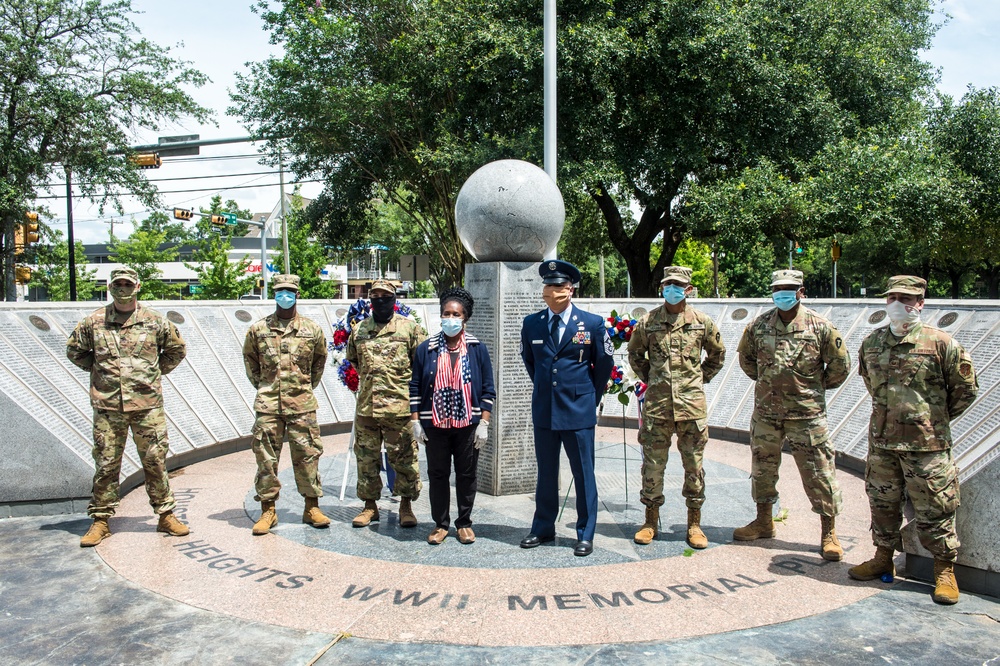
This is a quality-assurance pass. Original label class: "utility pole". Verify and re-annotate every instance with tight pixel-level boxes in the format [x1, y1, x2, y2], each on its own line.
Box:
[66, 166, 77, 302]
[543, 0, 557, 261]
[279, 148, 290, 274]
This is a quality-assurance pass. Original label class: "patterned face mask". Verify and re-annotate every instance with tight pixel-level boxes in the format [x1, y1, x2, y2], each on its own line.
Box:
[110, 283, 137, 305]
[886, 300, 921, 336]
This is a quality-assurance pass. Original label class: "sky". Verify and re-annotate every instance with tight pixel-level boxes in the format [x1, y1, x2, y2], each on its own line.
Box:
[48, 0, 1000, 244]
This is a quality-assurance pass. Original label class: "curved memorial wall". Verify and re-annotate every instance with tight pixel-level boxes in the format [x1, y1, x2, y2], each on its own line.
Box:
[2, 297, 999, 581]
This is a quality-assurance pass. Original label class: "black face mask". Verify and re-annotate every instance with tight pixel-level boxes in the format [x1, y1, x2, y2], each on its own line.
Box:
[371, 296, 396, 323]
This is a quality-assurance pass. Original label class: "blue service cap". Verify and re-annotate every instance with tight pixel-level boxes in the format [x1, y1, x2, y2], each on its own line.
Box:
[539, 259, 581, 286]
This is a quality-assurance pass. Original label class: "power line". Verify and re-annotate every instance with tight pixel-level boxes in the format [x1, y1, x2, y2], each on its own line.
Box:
[33, 178, 324, 199]
[48, 170, 281, 187]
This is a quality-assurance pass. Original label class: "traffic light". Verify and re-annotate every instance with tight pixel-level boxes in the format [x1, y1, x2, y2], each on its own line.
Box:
[794, 242, 804, 255]
[831, 239, 842, 262]
[256, 278, 264, 289]
[23, 211, 39, 247]
[210, 214, 227, 225]
[15, 266, 31, 284]
[129, 153, 162, 169]
[173, 208, 194, 220]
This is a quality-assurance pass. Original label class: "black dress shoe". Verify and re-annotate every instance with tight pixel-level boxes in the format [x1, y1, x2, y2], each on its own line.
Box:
[574, 540, 593, 557]
[520, 533, 555, 548]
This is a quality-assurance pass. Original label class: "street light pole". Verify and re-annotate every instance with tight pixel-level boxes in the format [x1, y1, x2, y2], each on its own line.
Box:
[65, 166, 77, 302]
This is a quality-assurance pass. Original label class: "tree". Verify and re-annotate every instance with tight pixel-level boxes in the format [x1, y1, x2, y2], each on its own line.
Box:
[134, 211, 192, 245]
[560, 0, 937, 295]
[110, 226, 179, 300]
[233, 0, 546, 289]
[27, 229, 96, 301]
[185, 234, 255, 300]
[279, 197, 336, 299]
[195, 195, 252, 240]
[0, 0, 211, 300]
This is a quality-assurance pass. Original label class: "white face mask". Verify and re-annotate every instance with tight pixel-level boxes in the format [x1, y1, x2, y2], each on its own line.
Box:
[886, 300, 921, 336]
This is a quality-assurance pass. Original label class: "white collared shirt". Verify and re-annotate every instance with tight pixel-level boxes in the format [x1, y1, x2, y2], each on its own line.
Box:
[547, 304, 573, 344]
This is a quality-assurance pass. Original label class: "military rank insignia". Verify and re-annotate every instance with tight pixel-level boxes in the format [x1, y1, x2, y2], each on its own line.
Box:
[603, 330, 614, 355]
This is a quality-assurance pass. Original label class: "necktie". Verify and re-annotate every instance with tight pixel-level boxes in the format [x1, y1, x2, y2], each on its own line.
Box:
[550, 314, 560, 345]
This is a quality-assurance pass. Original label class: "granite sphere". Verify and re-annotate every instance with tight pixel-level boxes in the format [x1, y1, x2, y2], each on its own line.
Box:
[455, 160, 565, 261]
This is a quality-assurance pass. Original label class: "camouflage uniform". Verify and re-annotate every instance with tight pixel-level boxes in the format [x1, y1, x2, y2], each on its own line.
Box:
[628, 303, 725, 508]
[347, 312, 425, 500]
[737, 301, 850, 516]
[66, 303, 186, 518]
[243, 311, 328, 501]
[859, 321, 977, 561]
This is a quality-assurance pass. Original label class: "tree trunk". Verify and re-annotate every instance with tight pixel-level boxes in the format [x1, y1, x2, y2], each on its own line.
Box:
[3, 215, 15, 301]
[587, 182, 675, 298]
[947, 266, 964, 299]
[981, 262, 1000, 299]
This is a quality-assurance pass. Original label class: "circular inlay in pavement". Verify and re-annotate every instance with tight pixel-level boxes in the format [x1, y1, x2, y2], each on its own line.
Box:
[98, 431, 886, 647]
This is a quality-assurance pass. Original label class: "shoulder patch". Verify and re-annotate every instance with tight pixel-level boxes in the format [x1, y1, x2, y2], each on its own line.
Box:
[716, 331, 721, 343]
[603, 329, 614, 355]
[959, 361, 973, 378]
[835, 337, 842, 349]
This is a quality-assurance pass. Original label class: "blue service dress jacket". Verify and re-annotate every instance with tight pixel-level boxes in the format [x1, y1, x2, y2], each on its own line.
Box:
[520, 305, 615, 430]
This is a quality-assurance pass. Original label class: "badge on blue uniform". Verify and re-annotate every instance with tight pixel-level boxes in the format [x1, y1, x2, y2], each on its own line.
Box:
[572, 331, 591, 344]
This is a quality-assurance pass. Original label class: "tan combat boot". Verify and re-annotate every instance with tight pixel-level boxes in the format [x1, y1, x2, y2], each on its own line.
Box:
[157, 511, 190, 536]
[80, 518, 111, 547]
[820, 514, 843, 561]
[302, 497, 331, 528]
[733, 503, 776, 541]
[687, 508, 708, 549]
[634, 505, 659, 545]
[252, 500, 278, 535]
[848, 546, 895, 580]
[932, 558, 960, 605]
[398, 498, 417, 528]
[352, 500, 379, 527]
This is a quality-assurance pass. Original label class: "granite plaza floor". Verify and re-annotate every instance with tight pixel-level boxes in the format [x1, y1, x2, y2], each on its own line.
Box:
[1, 427, 998, 665]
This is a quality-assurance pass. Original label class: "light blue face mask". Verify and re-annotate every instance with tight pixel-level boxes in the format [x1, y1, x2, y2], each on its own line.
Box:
[275, 290, 297, 309]
[662, 284, 687, 305]
[440, 317, 464, 337]
[772, 289, 799, 311]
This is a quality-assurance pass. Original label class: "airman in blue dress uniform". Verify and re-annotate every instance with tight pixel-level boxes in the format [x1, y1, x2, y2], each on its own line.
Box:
[519, 260, 615, 556]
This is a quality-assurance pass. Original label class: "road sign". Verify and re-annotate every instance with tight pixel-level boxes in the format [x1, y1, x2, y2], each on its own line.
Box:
[400, 254, 430, 282]
[189, 285, 203, 294]
[158, 134, 200, 157]
[221, 212, 238, 226]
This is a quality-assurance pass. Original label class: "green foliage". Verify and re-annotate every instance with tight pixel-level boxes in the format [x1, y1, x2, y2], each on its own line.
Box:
[27, 229, 96, 301]
[671, 238, 715, 298]
[195, 195, 252, 240]
[134, 211, 192, 244]
[0, 0, 211, 299]
[278, 202, 336, 299]
[185, 235, 256, 300]
[109, 226, 179, 300]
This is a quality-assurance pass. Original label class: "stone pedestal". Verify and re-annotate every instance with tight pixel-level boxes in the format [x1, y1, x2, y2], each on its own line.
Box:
[464, 262, 543, 495]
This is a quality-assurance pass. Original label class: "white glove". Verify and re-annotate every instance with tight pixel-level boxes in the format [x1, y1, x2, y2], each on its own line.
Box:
[412, 420, 427, 445]
[474, 420, 490, 449]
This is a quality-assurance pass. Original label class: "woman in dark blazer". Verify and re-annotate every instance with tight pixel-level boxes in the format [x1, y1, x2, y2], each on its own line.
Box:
[409, 288, 496, 545]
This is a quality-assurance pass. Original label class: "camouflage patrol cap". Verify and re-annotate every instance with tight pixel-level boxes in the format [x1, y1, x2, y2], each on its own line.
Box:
[272, 274, 301, 292]
[771, 269, 804, 288]
[880, 275, 926, 297]
[661, 266, 693, 285]
[109, 267, 139, 284]
[369, 278, 397, 295]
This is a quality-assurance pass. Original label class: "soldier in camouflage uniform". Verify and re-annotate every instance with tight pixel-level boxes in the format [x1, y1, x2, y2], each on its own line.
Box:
[66, 267, 189, 547]
[243, 274, 331, 535]
[628, 266, 725, 548]
[850, 275, 978, 605]
[346, 279, 426, 528]
[735, 269, 850, 561]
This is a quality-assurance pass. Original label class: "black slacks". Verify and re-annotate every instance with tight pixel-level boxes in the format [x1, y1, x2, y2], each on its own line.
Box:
[425, 423, 479, 529]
